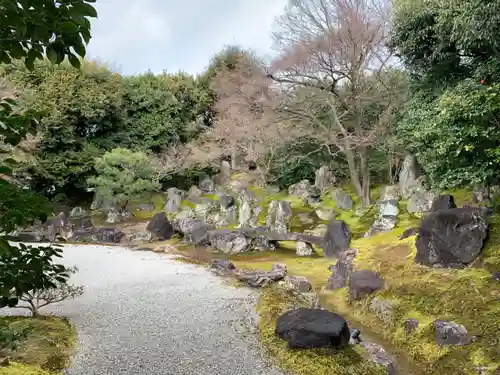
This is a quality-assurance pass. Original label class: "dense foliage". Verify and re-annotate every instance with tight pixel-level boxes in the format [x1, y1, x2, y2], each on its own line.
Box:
[87, 148, 160, 209]
[392, 0, 500, 188]
[0, 0, 97, 314]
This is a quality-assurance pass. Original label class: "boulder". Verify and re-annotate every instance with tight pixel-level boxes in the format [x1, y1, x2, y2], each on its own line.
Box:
[106, 206, 131, 224]
[69, 206, 87, 218]
[208, 229, 251, 254]
[430, 194, 456, 211]
[365, 199, 399, 237]
[332, 189, 353, 210]
[233, 264, 287, 287]
[92, 227, 125, 243]
[327, 248, 358, 290]
[252, 235, 278, 252]
[42, 212, 72, 241]
[407, 186, 437, 213]
[296, 241, 315, 256]
[199, 177, 215, 193]
[399, 227, 419, 240]
[284, 275, 313, 293]
[315, 208, 336, 221]
[238, 188, 257, 228]
[415, 207, 489, 268]
[314, 165, 336, 192]
[69, 227, 94, 242]
[218, 193, 235, 209]
[275, 308, 350, 349]
[127, 231, 153, 245]
[399, 154, 424, 199]
[172, 218, 212, 245]
[288, 180, 321, 204]
[323, 220, 350, 258]
[266, 200, 293, 233]
[194, 198, 218, 221]
[349, 270, 384, 301]
[164, 188, 184, 214]
[210, 259, 236, 275]
[306, 224, 328, 237]
[187, 185, 203, 203]
[146, 212, 174, 240]
[434, 320, 471, 346]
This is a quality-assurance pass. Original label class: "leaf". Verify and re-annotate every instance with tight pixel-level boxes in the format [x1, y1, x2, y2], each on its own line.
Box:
[72, 40, 86, 58]
[61, 21, 79, 34]
[46, 44, 58, 64]
[71, 3, 98, 18]
[68, 53, 81, 69]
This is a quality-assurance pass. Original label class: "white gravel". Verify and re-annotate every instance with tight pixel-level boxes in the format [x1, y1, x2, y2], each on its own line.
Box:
[4, 244, 285, 375]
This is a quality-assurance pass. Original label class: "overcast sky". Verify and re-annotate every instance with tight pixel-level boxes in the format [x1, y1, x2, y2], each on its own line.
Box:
[85, 0, 288, 76]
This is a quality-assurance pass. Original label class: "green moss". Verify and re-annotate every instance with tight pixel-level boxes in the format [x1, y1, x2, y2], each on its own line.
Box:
[202, 193, 219, 201]
[131, 192, 165, 220]
[0, 362, 51, 375]
[257, 287, 386, 375]
[2, 316, 77, 373]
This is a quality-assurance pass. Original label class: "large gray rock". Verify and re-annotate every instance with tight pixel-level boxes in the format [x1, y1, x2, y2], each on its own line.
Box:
[349, 270, 384, 301]
[233, 264, 287, 287]
[164, 187, 184, 214]
[288, 180, 321, 204]
[275, 308, 350, 349]
[407, 186, 437, 214]
[315, 208, 336, 221]
[365, 199, 399, 237]
[172, 218, 212, 245]
[92, 227, 125, 243]
[332, 189, 353, 210]
[314, 166, 336, 192]
[266, 200, 292, 233]
[284, 275, 313, 293]
[296, 241, 315, 256]
[430, 194, 456, 211]
[238, 188, 257, 228]
[199, 177, 215, 193]
[379, 185, 400, 201]
[323, 220, 350, 258]
[208, 229, 251, 254]
[187, 185, 203, 203]
[327, 248, 358, 290]
[69, 206, 87, 218]
[415, 207, 489, 268]
[434, 320, 471, 346]
[146, 212, 174, 240]
[42, 212, 72, 240]
[399, 154, 423, 199]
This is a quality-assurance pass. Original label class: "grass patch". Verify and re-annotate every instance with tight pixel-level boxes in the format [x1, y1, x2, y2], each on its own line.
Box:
[131, 192, 165, 220]
[257, 287, 386, 375]
[0, 315, 77, 374]
[0, 362, 51, 375]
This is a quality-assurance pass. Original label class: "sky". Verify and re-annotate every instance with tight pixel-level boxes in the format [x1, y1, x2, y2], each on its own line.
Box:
[86, 0, 288, 76]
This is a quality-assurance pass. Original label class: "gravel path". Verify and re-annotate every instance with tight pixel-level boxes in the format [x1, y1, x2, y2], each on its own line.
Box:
[12, 244, 285, 375]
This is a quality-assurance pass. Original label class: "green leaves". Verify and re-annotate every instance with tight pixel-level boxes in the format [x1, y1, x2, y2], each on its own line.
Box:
[0, 0, 97, 70]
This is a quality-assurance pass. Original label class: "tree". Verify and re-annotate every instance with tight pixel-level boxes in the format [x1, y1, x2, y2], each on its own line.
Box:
[87, 148, 160, 212]
[0, 0, 97, 307]
[392, 0, 500, 188]
[268, 0, 400, 205]
[118, 71, 211, 153]
[15, 266, 84, 317]
[2, 60, 125, 195]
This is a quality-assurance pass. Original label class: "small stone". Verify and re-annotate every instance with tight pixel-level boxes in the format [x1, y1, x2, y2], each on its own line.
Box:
[361, 342, 396, 375]
[296, 241, 315, 256]
[285, 275, 313, 293]
[349, 270, 384, 301]
[404, 318, 419, 334]
[434, 319, 471, 346]
[369, 297, 394, 324]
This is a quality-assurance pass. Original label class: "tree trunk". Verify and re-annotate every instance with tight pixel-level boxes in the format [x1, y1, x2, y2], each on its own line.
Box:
[231, 146, 237, 169]
[359, 147, 371, 205]
[344, 149, 366, 205]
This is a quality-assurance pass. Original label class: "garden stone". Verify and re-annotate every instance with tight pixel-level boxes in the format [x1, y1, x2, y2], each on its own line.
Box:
[430, 194, 457, 211]
[315, 208, 336, 221]
[275, 308, 350, 349]
[327, 248, 357, 290]
[284, 275, 313, 293]
[323, 219, 350, 258]
[266, 200, 292, 233]
[69, 206, 87, 218]
[332, 189, 353, 210]
[314, 165, 336, 192]
[349, 270, 384, 301]
[296, 241, 315, 256]
[146, 212, 174, 240]
[434, 320, 471, 346]
[361, 342, 396, 375]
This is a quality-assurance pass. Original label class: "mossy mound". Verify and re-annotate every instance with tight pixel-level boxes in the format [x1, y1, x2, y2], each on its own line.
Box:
[0, 362, 51, 375]
[229, 187, 500, 375]
[257, 287, 386, 375]
[1, 315, 77, 373]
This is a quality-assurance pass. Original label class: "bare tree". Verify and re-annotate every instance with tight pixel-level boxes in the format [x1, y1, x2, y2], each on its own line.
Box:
[268, 0, 400, 205]
[177, 52, 304, 181]
[15, 266, 84, 317]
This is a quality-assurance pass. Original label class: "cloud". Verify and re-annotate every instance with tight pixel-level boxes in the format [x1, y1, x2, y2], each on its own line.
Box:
[86, 0, 287, 75]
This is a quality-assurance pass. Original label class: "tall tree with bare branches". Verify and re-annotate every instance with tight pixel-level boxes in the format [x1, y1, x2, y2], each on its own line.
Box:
[268, 0, 401, 205]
